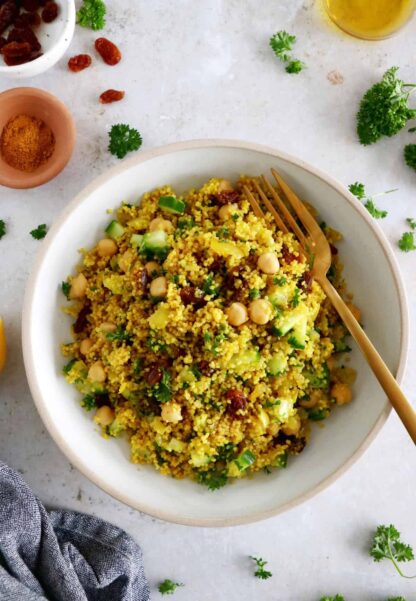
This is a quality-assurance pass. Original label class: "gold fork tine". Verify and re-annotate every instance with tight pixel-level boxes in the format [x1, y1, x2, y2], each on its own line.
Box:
[243, 185, 265, 219]
[261, 175, 309, 248]
[271, 168, 322, 239]
[253, 180, 289, 234]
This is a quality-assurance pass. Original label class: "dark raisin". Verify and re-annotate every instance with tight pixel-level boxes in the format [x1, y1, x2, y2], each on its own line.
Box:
[95, 393, 110, 408]
[281, 244, 301, 264]
[197, 360, 214, 377]
[209, 257, 225, 273]
[329, 243, 338, 255]
[139, 268, 148, 289]
[95, 37, 121, 66]
[14, 11, 41, 27]
[22, 0, 39, 10]
[99, 89, 125, 104]
[73, 304, 91, 334]
[224, 265, 243, 290]
[0, 1, 19, 35]
[1, 40, 31, 57]
[7, 27, 41, 51]
[41, 1, 58, 23]
[68, 53, 92, 72]
[215, 190, 241, 206]
[226, 389, 248, 417]
[298, 270, 313, 293]
[146, 366, 162, 386]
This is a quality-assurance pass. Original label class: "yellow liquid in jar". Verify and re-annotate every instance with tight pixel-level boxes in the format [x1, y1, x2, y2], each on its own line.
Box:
[325, 0, 415, 39]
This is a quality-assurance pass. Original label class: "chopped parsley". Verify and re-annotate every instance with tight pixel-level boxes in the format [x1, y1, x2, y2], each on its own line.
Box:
[357, 67, 416, 145]
[308, 408, 330, 421]
[177, 217, 194, 231]
[273, 276, 287, 286]
[348, 182, 365, 199]
[62, 358, 76, 375]
[348, 181, 397, 219]
[406, 218, 416, 230]
[370, 524, 416, 578]
[216, 442, 236, 462]
[203, 329, 228, 355]
[158, 579, 184, 595]
[201, 273, 220, 297]
[249, 556, 273, 580]
[106, 326, 132, 343]
[146, 334, 168, 354]
[404, 144, 416, 170]
[61, 281, 71, 300]
[291, 287, 301, 307]
[133, 358, 142, 378]
[197, 468, 228, 491]
[249, 288, 260, 300]
[216, 225, 230, 239]
[108, 124, 142, 159]
[232, 213, 239, 221]
[319, 596, 345, 601]
[0, 219, 6, 240]
[398, 231, 416, 252]
[364, 199, 388, 219]
[30, 224, 48, 240]
[153, 369, 172, 403]
[269, 31, 305, 74]
[81, 394, 97, 411]
[190, 364, 202, 380]
[76, 0, 106, 30]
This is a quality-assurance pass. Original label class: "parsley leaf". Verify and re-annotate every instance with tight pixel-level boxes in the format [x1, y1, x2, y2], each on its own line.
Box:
[61, 281, 71, 300]
[291, 287, 301, 307]
[357, 67, 416, 145]
[370, 524, 416, 578]
[106, 326, 132, 343]
[273, 276, 287, 286]
[158, 579, 184, 595]
[249, 556, 273, 580]
[348, 181, 396, 219]
[153, 369, 172, 403]
[62, 358, 76, 375]
[249, 288, 260, 300]
[81, 393, 97, 411]
[201, 273, 220, 297]
[348, 182, 366, 200]
[319, 596, 345, 601]
[398, 231, 416, 252]
[406, 217, 416, 230]
[30, 224, 48, 240]
[0, 219, 6, 240]
[197, 468, 228, 490]
[269, 30, 305, 74]
[364, 199, 387, 219]
[404, 143, 416, 170]
[77, 0, 106, 30]
[108, 124, 142, 159]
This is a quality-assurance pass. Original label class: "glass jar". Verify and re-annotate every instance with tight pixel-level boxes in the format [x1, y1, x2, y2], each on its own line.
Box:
[324, 0, 416, 40]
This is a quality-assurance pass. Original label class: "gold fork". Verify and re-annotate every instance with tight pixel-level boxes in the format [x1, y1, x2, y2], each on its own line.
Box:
[244, 169, 416, 444]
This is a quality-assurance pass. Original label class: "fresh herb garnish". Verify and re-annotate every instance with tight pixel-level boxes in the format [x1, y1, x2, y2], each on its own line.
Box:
[158, 579, 184, 595]
[249, 288, 260, 300]
[406, 218, 416, 230]
[197, 468, 228, 491]
[61, 281, 71, 300]
[398, 231, 416, 252]
[370, 524, 416, 578]
[273, 276, 287, 286]
[202, 273, 220, 297]
[108, 124, 142, 159]
[291, 287, 301, 307]
[216, 442, 236, 462]
[203, 329, 228, 355]
[81, 393, 97, 411]
[77, 0, 106, 30]
[62, 358, 76, 375]
[153, 369, 172, 403]
[249, 556, 273, 580]
[30, 224, 48, 240]
[319, 596, 345, 601]
[216, 225, 230, 239]
[269, 31, 305, 74]
[404, 144, 416, 170]
[0, 219, 6, 240]
[357, 67, 416, 145]
[106, 326, 132, 343]
[308, 408, 330, 421]
[348, 181, 397, 219]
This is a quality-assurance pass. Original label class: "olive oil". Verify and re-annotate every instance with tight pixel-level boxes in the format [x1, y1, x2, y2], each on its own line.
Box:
[325, 0, 415, 40]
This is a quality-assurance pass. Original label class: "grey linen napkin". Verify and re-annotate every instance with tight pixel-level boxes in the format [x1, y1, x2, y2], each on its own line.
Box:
[0, 462, 150, 601]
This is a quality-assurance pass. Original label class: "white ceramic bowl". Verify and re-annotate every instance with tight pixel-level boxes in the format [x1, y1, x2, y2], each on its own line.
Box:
[22, 140, 409, 526]
[0, 0, 75, 79]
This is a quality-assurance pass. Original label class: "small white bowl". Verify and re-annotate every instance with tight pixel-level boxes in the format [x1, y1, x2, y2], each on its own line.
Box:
[0, 0, 75, 79]
[22, 140, 409, 526]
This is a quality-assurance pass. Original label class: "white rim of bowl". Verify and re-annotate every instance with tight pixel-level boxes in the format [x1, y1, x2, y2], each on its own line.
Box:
[0, 0, 75, 75]
[22, 139, 410, 527]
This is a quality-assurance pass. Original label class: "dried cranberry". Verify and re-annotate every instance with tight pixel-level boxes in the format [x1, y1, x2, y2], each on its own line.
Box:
[0, 1, 19, 35]
[197, 360, 213, 377]
[73, 304, 91, 334]
[1, 40, 31, 58]
[8, 27, 41, 51]
[209, 257, 225, 273]
[41, 1, 58, 23]
[22, 0, 39, 11]
[95, 37, 121, 66]
[14, 11, 41, 28]
[215, 190, 241, 206]
[146, 366, 162, 386]
[298, 270, 313, 293]
[226, 389, 248, 417]
[68, 53, 92, 72]
[99, 89, 125, 104]
[180, 286, 206, 309]
[281, 244, 301, 264]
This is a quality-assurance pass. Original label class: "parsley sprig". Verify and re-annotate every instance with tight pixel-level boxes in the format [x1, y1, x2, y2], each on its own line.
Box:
[370, 524, 416, 579]
[77, 0, 106, 30]
[404, 144, 416, 170]
[249, 556, 273, 580]
[30, 224, 48, 240]
[158, 579, 184, 595]
[153, 369, 172, 403]
[0, 219, 6, 240]
[357, 67, 416, 145]
[108, 124, 142, 159]
[319, 596, 345, 601]
[269, 31, 305, 74]
[106, 326, 132, 343]
[348, 181, 397, 219]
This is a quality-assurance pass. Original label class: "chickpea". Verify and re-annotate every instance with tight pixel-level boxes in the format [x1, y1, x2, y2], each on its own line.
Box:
[248, 299, 273, 325]
[149, 217, 173, 234]
[161, 402, 183, 423]
[69, 273, 88, 300]
[217, 179, 234, 192]
[282, 414, 301, 436]
[267, 422, 280, 437]
[150, 276, 167, 298]
[326, 356, 336, 371]
[97, 238, 118, 258]
[79, 338, 93, 355]
[257, 252, 280, 275]
[118, 249, 134, 273]
[88, 361, 106, 383]
[347, 302, 362, 322]
[226, 302, 248, 327]
[218, 203, 238, 221]
[95, 405, 115, 427]
[145, 261, 160, 276]
[299, 390, 320, 409]
[100, 322, 116, 334]
[331, 382, 352, 406]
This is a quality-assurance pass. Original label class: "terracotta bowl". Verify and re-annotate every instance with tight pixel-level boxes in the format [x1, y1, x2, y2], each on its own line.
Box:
[0, 87, 76, 189]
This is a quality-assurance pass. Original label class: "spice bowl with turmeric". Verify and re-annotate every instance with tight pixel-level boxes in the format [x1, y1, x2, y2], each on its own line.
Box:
[0, 87, 75, 189]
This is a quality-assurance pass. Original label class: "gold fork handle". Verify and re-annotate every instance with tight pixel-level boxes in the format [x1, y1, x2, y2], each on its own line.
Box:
[319, 276, 416, 444]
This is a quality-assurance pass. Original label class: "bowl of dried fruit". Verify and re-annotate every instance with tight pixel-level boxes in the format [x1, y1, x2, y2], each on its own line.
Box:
[0, 0, 75, 79]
